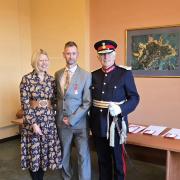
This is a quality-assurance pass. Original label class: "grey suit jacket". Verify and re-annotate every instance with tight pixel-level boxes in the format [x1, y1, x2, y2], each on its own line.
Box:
[55, 66, 92, 129]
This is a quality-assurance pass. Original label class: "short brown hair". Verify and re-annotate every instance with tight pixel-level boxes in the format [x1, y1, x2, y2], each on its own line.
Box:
[64, 41, 78, 49]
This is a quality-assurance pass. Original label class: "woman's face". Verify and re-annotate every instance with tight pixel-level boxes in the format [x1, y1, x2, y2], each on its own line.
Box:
[37, 54, 49, 72]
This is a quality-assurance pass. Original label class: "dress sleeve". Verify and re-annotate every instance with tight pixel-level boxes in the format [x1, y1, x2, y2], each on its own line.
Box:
[20, 76, 36, 125]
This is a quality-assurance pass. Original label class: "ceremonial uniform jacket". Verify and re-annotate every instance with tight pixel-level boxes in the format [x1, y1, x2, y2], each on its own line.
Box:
[90, 65, 140, 137]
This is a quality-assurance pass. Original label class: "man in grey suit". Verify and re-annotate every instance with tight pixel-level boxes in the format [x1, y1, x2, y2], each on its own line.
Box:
[55, 41, 91, 180]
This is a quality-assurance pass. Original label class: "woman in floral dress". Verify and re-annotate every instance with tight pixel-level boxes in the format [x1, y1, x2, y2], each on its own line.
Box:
[20, 49, 62, 180]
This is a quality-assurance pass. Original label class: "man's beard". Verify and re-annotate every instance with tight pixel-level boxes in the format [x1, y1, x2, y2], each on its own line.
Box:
[67, 59, 76, 66]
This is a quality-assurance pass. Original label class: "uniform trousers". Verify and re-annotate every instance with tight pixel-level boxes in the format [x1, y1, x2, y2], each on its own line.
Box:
[94, 133, 126, 180]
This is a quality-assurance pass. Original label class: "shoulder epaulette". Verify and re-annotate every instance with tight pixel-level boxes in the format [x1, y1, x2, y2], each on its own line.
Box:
[119, 65, 132, 70]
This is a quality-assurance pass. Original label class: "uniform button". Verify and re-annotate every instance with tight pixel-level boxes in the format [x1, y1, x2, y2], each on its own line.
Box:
[104, 82, 106, 85]
[102, 91, 104, 94]
[92, 86, 94, 89]
[100, 109, 103, 112]
[114, 86, 117, 89]
[105, 74, 107, 77]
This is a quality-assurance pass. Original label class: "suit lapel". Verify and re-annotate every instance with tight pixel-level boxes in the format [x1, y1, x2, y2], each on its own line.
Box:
[57, 68, 65, 97]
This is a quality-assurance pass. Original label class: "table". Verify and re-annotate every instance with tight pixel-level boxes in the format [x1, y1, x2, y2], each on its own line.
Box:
[11, 118, 23, 133]
[11, 119, 23, 125]
[127, 131, 180, 180]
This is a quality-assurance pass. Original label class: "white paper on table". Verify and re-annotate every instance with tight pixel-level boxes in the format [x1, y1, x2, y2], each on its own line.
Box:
[141, 125, 167, 136]
[162, 128, 180, 139]
[129, 124, 146, 134]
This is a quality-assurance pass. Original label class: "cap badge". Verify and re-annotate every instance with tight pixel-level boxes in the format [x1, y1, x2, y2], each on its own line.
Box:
[102, 42, 106, 49]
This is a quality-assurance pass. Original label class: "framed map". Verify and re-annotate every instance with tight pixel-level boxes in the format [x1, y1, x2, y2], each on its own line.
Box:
[126, 25, 180, 77]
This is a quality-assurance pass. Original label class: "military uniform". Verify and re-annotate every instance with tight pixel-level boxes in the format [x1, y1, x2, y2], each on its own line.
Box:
[90, 40, 140, 180]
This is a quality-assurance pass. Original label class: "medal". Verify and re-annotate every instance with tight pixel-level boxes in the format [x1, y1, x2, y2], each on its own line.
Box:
[74, 84, 78, 94]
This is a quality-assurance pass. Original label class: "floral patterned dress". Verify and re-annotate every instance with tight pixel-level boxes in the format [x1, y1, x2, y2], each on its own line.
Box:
[20, 70, 62, 172]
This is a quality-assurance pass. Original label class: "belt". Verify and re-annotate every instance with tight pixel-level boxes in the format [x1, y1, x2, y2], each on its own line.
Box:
[93, 99, 126, 147]
[30, 100, 52, 108]
[93, 99, 125, 108]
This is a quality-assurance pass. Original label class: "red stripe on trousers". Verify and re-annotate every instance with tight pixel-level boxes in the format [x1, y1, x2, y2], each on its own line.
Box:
[122, 144, 127, 179]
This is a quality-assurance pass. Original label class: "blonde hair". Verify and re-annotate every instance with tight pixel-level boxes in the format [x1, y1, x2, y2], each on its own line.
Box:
[31, 49, 49, 70]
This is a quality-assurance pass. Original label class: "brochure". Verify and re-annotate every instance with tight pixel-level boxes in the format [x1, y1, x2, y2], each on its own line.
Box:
[129, 124, 146, 134]
[141, 125, 167, 136]
[162, 128, 180, 139]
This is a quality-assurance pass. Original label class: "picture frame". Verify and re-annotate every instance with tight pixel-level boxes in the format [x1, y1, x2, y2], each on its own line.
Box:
[125, 25, 180, 77]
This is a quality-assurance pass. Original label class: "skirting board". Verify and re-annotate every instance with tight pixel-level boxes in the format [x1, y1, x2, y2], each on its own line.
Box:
[0, 124, 19, 139]
[0, 134, 20, 143]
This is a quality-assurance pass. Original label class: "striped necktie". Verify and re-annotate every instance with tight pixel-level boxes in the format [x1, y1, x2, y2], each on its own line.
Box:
[64, 70, 70, 94]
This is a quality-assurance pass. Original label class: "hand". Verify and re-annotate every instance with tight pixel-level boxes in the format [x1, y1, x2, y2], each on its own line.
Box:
[32, 123, 43, 135]
[63, 117, 70, 126]
[109, 102, 121, 117]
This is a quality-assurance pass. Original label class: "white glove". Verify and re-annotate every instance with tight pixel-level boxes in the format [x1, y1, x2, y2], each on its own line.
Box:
[119, 120, 127, 144]
[109, 102, 122, 117]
